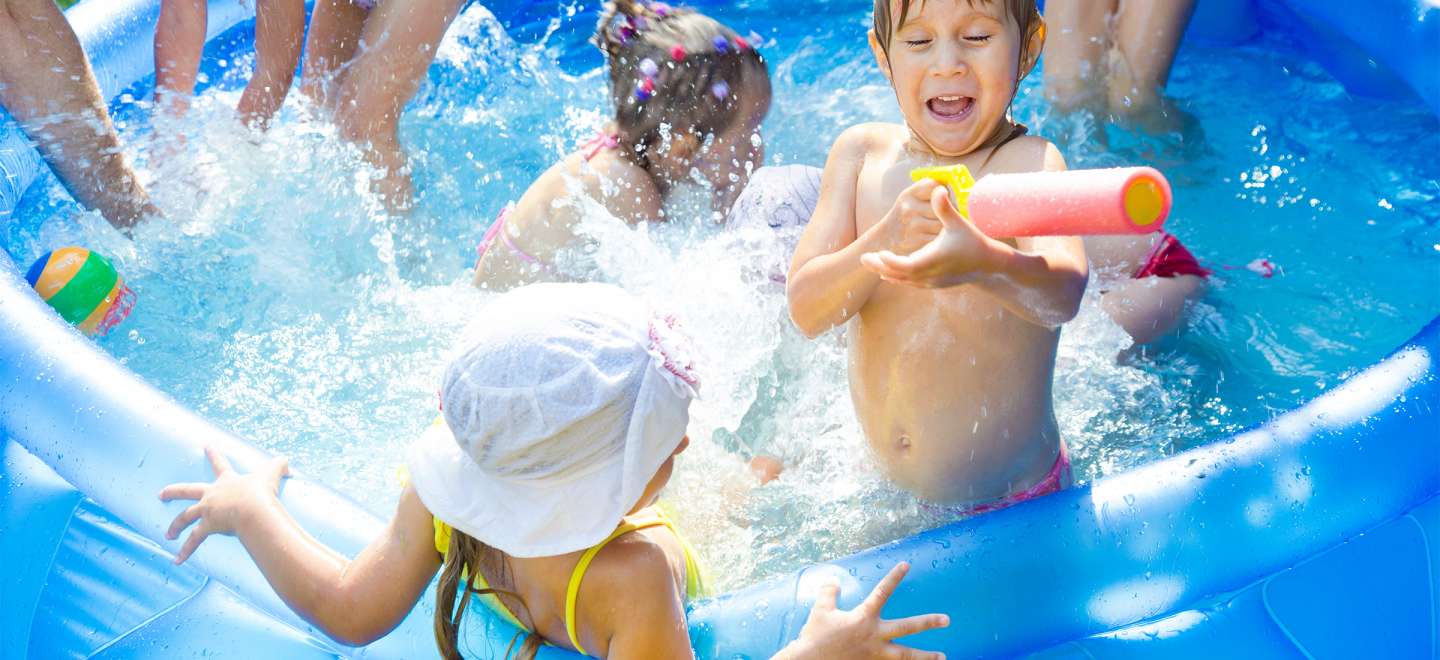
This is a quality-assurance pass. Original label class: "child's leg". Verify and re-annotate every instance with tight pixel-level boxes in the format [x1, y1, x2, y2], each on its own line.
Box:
[236, 0, 306, 126]
[298, 0, 368, 110]
[1107, 0, 1197, 116]
[1041, 0, 1116, 112]
[0, 0, 157, 228]
[154, 0, 207, 115]
[1087, 234, 1204, 344]
[331, 0, 464, 211]
[1100, 273, 1204, 344]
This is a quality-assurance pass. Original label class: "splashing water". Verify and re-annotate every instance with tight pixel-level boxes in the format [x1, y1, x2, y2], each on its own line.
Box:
[3, 1, 1438, 591]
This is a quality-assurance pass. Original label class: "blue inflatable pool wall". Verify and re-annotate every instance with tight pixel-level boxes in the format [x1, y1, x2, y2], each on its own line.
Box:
[2, 0, 1437, 658]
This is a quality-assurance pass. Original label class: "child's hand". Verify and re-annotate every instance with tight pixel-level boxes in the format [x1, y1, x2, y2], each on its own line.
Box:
[158, 447, 290, 564]
[879, 179, 948, 256]
[863, 184, 1002, 289]
[779, 562, 949, 660]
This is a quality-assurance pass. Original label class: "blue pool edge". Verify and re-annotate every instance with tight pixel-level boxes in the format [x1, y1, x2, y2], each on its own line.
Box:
[1, 0, 1437, 658]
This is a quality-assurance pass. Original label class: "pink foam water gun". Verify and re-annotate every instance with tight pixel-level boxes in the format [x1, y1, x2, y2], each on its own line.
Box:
[909, 165, 1171, 237]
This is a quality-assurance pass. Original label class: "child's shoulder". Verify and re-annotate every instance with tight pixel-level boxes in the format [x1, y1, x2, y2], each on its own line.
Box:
[984, 133, 1067, 175]
[585, 525, 685, 589]
[573, 528, 687, 640]
[832, 122, 910, 155]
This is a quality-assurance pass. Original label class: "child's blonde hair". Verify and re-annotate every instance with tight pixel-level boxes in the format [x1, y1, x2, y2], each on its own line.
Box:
[594, 1, 770, 171]
[435, 532, 542, 660]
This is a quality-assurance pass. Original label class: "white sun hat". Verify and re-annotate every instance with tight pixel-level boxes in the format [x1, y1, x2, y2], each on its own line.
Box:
[406, 283, 700, 558]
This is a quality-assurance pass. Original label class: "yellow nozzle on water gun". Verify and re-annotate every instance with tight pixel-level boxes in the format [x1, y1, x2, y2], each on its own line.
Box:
[910, 164, 976, 219]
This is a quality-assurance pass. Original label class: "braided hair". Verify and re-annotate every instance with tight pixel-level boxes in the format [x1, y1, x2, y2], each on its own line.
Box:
[594, 1, 770, 171]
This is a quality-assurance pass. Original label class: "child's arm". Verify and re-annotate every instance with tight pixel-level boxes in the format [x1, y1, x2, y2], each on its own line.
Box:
[236, 0, 306, 126]
[787, 126, 938, 338]
[154, 0, 207, 115]
[774, 562, 948, 660]
[160, 448, 440, 646]
[860, 144, 1089, 328]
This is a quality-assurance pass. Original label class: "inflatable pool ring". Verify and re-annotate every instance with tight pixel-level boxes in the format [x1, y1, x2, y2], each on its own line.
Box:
[25, 247, 135, 336]
[910, 165, 1171, 237]
[0, 0, 1437, 658]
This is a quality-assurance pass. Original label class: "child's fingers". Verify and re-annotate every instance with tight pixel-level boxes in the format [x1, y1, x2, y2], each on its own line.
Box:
[904, 178, 941, 202]
[929, 187, 966, 231]
[166, 503, 205, 540]
[883, 646, 945, 660]
[881, 612, 950, 640]
[204, 446, 234, 476]
[860, 562, 911, 615]
[812, 579, 841, 611]
[860, 251, 892, 275]
[175, 522, 214, 564]
[864, 257, 914, 284]
[158, 483, 207, 502]
[864, 251, 924, 283]
[266, 456, 291, 487]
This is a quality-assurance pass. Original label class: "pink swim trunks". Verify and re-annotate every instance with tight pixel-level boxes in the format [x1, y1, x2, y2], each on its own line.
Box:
[932, 442, 1074, 518]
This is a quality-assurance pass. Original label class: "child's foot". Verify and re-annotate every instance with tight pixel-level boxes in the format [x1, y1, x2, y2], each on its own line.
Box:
[749, 455, 784, 485]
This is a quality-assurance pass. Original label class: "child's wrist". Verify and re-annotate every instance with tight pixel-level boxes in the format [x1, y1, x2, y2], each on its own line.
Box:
[973, 236, 1016, 274]
[235, 492, 282, 536]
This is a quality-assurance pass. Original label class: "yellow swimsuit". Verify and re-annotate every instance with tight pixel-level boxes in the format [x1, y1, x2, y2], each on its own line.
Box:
[432, 506, 710, 656]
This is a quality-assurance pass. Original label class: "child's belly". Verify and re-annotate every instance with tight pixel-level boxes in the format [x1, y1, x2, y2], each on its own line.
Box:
[848, 286, 1063, 504]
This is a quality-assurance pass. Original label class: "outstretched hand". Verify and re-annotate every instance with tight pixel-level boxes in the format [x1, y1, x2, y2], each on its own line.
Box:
[778, 562, 949, 660]
[158, 447, 290, 564]
[862, 184, 1003, 289]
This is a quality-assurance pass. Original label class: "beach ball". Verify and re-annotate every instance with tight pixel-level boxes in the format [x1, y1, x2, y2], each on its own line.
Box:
[25, 247, 136, 336]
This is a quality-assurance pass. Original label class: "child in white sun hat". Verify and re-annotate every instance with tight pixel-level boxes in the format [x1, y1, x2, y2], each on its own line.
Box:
[159, 283, 949, 659]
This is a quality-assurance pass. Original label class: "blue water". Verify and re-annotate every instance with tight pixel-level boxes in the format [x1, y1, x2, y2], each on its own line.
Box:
[3, 0, 1438, 589]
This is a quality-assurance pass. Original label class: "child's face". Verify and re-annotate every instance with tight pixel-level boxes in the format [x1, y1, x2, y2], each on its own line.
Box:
[871, 0, 1027, 157]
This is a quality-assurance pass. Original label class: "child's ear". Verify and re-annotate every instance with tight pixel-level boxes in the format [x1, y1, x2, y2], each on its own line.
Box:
[1020, 18, 1046, 79]
[868, 29, 893, 83]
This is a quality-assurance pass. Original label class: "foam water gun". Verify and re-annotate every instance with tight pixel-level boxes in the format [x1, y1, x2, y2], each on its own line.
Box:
[909, 165, 1171, 237]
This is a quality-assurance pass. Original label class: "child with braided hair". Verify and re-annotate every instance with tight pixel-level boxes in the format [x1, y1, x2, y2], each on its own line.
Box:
[473, 1, 773, 291]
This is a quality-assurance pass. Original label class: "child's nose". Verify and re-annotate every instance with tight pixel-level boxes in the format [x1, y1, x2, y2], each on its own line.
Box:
[931, 41, 970, 77]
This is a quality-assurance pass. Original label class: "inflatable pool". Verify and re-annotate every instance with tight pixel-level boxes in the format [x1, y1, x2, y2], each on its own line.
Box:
[2, 0, 1437, 658]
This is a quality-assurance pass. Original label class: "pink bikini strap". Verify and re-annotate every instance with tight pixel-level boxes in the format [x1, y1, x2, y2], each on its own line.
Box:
[581, 132, 620, 161]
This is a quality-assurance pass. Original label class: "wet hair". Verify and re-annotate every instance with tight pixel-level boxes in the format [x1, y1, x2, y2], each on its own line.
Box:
[594, 1, 771, 171]
[435, 531, 543, 660]
[872, 0, 1043, 75]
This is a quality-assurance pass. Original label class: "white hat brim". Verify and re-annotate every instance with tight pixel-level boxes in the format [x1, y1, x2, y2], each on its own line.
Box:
[406, 365, 690, 558]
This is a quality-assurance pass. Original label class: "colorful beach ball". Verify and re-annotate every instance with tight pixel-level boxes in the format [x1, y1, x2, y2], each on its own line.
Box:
[25, 247, 136, 337]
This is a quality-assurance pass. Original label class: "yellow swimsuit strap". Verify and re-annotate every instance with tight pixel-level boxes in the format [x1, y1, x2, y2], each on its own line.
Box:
[564, 509, 687, 656]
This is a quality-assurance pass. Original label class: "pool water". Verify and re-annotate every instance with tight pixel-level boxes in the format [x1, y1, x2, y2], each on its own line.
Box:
[3, 0, 1438, 591]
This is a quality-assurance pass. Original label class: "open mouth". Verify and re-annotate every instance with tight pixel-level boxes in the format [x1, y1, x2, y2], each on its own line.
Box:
[926, 95, 975, 122]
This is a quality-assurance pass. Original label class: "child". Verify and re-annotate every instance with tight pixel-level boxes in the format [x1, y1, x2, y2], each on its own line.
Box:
[158, 283, 949, 659]
[472, 1, 770, 292]
[1086, 233, 1209, 345]
[154, 0, 306, 125]
[786, 0, 1089, 507]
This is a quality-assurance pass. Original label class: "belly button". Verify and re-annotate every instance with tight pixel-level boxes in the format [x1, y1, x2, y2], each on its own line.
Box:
[895, 434, 912, 454]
